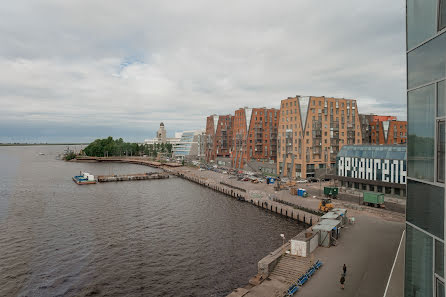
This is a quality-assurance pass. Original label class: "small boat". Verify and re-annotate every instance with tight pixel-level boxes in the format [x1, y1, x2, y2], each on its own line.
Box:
[39, 153, 45, 155]
[73, 172, 96, 185]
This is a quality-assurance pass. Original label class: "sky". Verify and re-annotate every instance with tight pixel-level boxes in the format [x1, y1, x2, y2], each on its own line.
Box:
[0, 0, 406, 143]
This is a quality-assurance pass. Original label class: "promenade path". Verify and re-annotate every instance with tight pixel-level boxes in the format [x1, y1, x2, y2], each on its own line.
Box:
[297, 215, 404, 297]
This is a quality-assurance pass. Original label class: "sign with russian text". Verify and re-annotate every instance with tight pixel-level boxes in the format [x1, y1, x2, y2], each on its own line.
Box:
[337, 157, 406, 184]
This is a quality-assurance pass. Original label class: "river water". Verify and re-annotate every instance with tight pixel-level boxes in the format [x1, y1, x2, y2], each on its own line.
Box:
[0, 145, 304, 297]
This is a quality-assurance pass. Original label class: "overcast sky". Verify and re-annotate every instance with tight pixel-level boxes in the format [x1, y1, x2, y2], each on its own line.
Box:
[0, 0, 406, 143]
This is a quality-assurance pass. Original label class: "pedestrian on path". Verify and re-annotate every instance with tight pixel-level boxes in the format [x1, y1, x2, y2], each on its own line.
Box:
[343, 264, 347, 276]
[340, 275, 345, 289]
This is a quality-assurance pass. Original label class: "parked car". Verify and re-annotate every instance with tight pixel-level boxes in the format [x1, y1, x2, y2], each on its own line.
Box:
[307, 177, 318, 183]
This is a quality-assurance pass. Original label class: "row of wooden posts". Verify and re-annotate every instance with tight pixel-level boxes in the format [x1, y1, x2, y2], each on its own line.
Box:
[171, 171, 318, 226]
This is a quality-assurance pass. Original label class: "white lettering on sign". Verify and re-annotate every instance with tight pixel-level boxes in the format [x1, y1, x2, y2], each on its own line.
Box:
[337, 156, 407, 184]
[338, 157, 344, 176]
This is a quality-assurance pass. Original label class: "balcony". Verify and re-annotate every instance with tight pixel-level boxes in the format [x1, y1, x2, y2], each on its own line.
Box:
[312, 140, 322, 147]
[312, 131, 322, 138]
[313, 147, 322, 154]
[330, 138, 339, 146]
[330, 122, 339, 130]
[312, 122, 322, 129]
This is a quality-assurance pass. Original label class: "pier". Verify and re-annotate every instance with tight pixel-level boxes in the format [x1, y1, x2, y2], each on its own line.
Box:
[167, 169, 319, 226]
[96, 172, 169, 182]
[73, 156, 320, 225]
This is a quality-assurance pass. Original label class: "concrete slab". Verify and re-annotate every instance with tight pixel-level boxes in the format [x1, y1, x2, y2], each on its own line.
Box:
[296, 215, 404, 297]
[227, 288, 249, 297]
[384, 231, 405, 297]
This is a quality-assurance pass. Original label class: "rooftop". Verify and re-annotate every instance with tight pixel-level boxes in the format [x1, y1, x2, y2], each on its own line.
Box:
[337, 145, 406, 160]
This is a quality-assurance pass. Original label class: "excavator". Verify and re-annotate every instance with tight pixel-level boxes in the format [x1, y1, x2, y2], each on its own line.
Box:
[318, 198, 334, 212]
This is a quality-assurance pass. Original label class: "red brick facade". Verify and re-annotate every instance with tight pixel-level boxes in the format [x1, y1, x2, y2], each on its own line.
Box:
[277, 96, 362, 178]
[205, 114, 233, 162]
[370, 120, 407, 144]
[232, 107, 279, 168]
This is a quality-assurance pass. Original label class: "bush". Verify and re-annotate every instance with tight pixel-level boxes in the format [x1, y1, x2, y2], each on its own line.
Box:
[64, 151, 77, 161]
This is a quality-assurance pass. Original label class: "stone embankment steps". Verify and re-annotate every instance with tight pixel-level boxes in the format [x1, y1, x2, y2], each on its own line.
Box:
[269, 254, 313, 284]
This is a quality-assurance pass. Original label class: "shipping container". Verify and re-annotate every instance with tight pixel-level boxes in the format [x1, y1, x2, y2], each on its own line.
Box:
[362, 192, 385, 207]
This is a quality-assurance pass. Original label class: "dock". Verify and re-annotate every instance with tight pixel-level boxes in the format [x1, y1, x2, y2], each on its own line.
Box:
[96, 172, 169, 182]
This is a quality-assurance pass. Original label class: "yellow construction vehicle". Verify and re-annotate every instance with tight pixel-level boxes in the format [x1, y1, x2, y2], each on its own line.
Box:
[318, 198, 334, 212]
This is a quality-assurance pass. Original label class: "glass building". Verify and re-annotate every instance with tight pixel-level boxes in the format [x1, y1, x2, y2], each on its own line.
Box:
[406, 1, 445, 296]
[172, 130, 204, 159]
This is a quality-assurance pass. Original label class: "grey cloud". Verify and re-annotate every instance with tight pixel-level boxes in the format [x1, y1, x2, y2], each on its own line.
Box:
[0, 0, 407, 142]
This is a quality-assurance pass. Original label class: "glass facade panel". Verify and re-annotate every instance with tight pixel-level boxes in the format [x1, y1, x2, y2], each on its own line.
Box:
[408, 31, 446, 89]
[408, 85, 436, 181]
[407, 0, 438, 49]
[435, 240, 444, 278]
[439, 80, 446, 117]
[407, 179, 444, 239]
[438, 282, 445, 297]
[405, 224, 433, 297]
[440, 0, 446, 31]
[437, 279, 445, 297]
[438, 120, 445, 183]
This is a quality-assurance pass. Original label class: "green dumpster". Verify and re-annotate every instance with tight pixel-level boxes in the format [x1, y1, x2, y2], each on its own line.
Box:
[323, 186, 339, 198]
[363, 192, 385, 208]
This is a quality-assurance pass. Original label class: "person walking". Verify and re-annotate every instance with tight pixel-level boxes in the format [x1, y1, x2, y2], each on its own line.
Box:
[343, 264, 347, 276]
[340, 274, 345, 289]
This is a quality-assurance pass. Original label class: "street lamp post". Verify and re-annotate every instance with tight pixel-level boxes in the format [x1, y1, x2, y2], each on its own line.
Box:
[280, 233, 285, 253]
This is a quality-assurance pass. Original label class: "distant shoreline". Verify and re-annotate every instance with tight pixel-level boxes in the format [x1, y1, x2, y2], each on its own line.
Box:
[0, 143, 89, 147]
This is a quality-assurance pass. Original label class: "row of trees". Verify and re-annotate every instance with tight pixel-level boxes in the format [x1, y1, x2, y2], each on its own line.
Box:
[82, 137, 172, 157]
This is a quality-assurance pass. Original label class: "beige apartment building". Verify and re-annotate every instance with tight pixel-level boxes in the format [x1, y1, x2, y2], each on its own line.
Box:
[277, 96, 362, 178]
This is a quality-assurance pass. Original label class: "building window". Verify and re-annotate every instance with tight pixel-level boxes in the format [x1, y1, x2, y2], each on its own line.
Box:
[408, 30, 446, 89]
[407, 0, 437, 49]
[408, 84, 435, 181]
[436, 279, 445, 297]
[405, 224, 433, 297]
[439, 0, 446, 31]
[438, 120, 445, 183]
[438, 80, 445, 117]
[407, 179, 444, 239]
[435, 240, 444, 278]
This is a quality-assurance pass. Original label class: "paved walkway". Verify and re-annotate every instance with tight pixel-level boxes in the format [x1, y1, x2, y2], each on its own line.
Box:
[384, 231, 405, 297]
[296, 215, 404, 297]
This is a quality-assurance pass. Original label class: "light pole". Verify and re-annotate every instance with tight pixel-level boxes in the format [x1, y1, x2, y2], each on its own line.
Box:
[280, 233, 285, 253]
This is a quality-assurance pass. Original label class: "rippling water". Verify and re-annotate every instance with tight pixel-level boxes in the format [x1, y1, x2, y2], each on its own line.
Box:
[0, 146, 304, 297]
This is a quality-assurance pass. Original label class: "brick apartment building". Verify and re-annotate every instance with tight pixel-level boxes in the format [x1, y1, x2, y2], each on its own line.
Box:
[204, 114, 233, 162]
[277, 96, 362, 178]
[359, 114, 407, 144]
[232, 107, 279, 168]
[370, 120, 407, 144]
